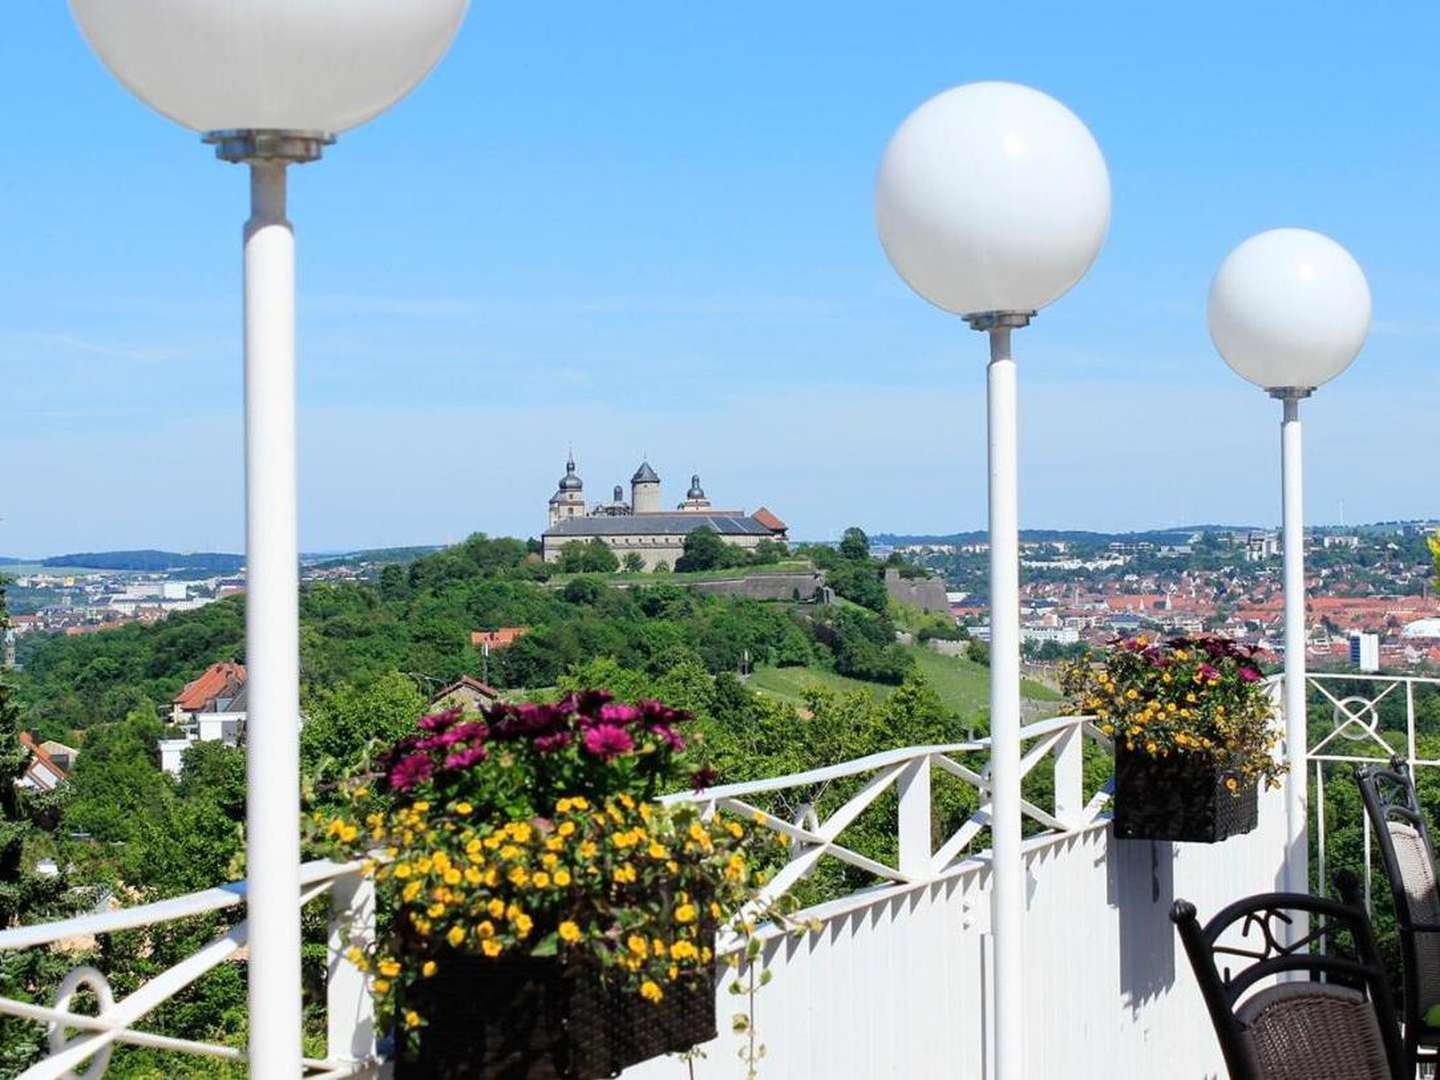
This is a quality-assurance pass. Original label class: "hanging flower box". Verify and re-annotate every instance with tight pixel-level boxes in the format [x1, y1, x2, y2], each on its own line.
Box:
[1111, 742, 1258, 843]
[395, 952, 716, 1079]
[314, 690, 773, 1076]
[1063, 634, 1281, 844]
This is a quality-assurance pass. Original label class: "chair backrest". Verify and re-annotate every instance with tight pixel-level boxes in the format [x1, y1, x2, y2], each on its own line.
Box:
[1355, 758, 1440, 1036]
[1172, 891, 1405, 1080]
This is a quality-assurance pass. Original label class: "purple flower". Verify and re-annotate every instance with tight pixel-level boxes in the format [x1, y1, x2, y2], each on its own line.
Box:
[581, 723, 634, 761]
[649, 724, 686, 752]
[1197, 663, 1221, 682]
[534, 731, 573, 754]
[691, 766, 719, 792]
[599, 703, 642, 726]
[388, 753, 434, 792]
[442, 746, 489, 770]
[1239, 666, 1261, 683]
[418, 709, 462, 733]
[576, 689, 615, 713]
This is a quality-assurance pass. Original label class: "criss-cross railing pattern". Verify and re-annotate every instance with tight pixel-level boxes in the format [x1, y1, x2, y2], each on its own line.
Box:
[0, 859, 377, 1080]
[1306, 672, 1440, 909]
[663, 713, 1112, 926]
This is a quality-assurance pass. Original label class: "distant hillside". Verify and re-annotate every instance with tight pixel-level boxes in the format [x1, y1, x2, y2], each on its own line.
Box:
[0, 557, 23, 567]
[41, 551, 244, 573]
[872, 528, 1221, 547]
[306, 545, 441, 569]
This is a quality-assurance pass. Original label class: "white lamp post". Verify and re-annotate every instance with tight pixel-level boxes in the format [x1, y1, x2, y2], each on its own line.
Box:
[875, 82, 1110, 1080]
[67, 1, 468, 1073]
[1208, 228, 1371, 898]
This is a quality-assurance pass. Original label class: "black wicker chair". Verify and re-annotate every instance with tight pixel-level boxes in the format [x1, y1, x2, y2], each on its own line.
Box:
[1355, 756, 1440, 1074]
[1172, 889, 1405, 1079]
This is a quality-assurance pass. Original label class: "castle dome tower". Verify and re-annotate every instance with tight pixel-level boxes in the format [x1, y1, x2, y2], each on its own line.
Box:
[548, 452, 586, 526]
[630, 460, 661, 515]
[678, 473, 712, 512]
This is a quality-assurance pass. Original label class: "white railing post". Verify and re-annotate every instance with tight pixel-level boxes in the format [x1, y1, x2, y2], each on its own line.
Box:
[898, 755, 933, 879]
[1053, 722, 1083, 830]
[327, 871, 376, 1066]
[1279, 394, 1310, 897]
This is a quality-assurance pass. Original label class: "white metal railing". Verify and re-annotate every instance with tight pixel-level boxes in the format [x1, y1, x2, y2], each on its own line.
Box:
[663, 712, 1113, 939]
[0, 858, 377, 1080]
[1305, 671, 1440, 909]
[0, 713, 1114, 1077]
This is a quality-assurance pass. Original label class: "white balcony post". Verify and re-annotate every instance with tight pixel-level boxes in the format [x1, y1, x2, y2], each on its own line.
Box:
[897, 755, 933, 879]
[1279, 392, 1309, 895]
[243, 159, 304, 1077]
[328, 872, 377, 1064]
[986, 325, 1023, 1080]
[1053, 721, 1084, 830]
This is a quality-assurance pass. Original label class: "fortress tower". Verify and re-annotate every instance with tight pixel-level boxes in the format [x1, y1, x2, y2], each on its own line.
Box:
[548, 452, 586, 526]
[630, 461, 661, 514]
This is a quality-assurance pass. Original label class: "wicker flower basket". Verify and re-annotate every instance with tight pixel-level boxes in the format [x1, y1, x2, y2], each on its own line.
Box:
[395, 952, 717, 1079]
[1112, 743, 1258, 843]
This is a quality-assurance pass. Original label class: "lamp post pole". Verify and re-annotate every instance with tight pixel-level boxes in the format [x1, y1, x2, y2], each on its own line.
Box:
[976, 314, 1028, 1080]
[1277, 389, 1309, 895]
[218, 131, 327, 1078]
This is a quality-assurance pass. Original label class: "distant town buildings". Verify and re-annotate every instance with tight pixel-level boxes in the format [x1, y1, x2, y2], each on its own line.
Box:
[541, 454, 788, 571]
[1349, 632, 1380, 673]
[429, 676, 501, 714]
[17, 734, 77, 793]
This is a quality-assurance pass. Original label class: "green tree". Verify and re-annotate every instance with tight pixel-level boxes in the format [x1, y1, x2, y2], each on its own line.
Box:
[622, 552, 646, 573]
[839, 527, 871, 562]
[558, 540, 619, 574]
[300, 672, 427, 776]
[0, 580, 78, 1073]
[675, 528, 749, 573]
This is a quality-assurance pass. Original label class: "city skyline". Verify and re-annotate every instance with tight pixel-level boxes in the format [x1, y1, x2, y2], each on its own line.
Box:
[4, 2, 1440, 555]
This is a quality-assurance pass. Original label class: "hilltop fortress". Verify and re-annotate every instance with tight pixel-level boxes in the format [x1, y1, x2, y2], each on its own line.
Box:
[541, 453, 787, 571]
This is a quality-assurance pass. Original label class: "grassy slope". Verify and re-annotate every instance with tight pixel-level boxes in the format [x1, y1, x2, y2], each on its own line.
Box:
[749, 644, 1060, 717]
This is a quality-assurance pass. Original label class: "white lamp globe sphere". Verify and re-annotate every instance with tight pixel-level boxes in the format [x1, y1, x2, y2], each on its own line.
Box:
[69, 0, 470, 136]
[1207, 228, 1371, 391]
[875, 82, 1111, 317]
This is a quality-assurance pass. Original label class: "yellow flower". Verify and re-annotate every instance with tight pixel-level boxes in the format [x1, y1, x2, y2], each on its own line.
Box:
[559, 921, 582, 943]
[421, 960, 437, 978]
[671, 940, 699, 961]
[373, 979, 391, 994]
[513, 913, 534, 937]
[675, 903, 697, 924]
[1225, 777, 1239, 793]
[508, 867, 529, 887]
[570, 797, 589, 811]
[464, 867, 482, 885]
[578, 841, 598, 860]
[558, 821, 576, 837]
[614, 863, 637, 884]
[454, 802, 473, 816]
[404, 1010, 422, 1029]
[640, 980, 664, 1004]
[627, 934, 649, 957]
[481, 939, 503, 958]
[394, 864, 412, 880]
[508, 822, 533, 843]
[444, 868, 462, 886]
[553, 869, 572, 887]
[414, 801, 430, 813]
[486, 898, 506, 918]
[556, 798, 573, 814]
[532, 871, 551, 889]
[726, 821, 744, 839]
[447, 926, 466, 947]
[378, 959, 401, 978]
[476, 921, 496, 939]
[647, 843, 668, 860]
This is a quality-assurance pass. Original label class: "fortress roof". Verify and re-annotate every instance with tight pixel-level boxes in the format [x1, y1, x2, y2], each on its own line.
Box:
[545, 513, 774, 539]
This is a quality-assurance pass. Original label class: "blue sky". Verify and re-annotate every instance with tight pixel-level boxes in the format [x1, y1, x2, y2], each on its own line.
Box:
[2, 2, 1437, 555]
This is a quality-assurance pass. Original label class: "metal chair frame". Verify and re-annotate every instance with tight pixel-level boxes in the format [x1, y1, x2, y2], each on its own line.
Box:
[1355, 756, 1440, 1075]
[1172, 889, 1406, 1079]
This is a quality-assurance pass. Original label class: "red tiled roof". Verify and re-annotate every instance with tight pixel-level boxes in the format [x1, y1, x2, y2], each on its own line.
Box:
[752, 507, 787, 533]
[471, 628, 528, 650]
[20, 732, 69, 786]
[174, 662, 247, 711]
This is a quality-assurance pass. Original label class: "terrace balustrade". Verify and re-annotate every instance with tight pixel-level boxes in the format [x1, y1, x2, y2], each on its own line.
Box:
[0, 672, 1435, 1078]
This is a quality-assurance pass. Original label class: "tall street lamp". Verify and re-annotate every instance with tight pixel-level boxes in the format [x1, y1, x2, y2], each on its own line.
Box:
[67, 1, 469, 1073]
[875, 82, 1110, 1079]
[1208, 228, 1371, 898]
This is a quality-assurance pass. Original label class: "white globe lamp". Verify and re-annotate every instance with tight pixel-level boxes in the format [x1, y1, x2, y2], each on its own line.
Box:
[1208, 227, 1370, 907]
[876, 81, 1110, 319]
[70, 0, 469, 143]
[1208, 228, 1371, 392]
[67, 2, 471, 1074]
[874, 82, 1110, 1080]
